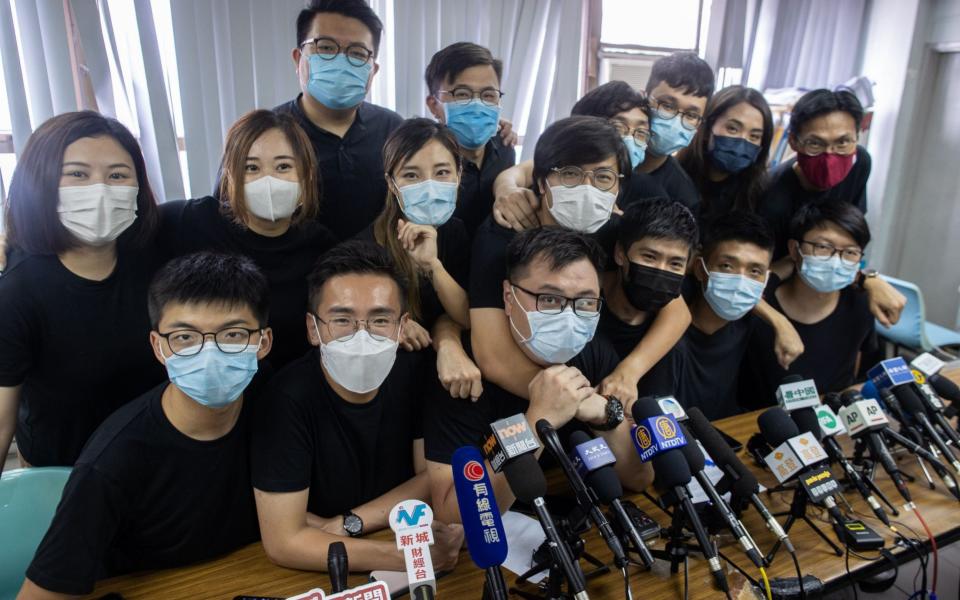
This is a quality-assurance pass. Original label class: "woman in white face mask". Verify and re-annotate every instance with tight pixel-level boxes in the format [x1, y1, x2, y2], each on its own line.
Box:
[157, 110, 334, 369]
[358, 118, 479, 401]
[0, 111, 167, 469]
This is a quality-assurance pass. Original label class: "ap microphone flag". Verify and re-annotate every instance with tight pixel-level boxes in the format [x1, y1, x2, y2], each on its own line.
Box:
[451, 446, 509, 569]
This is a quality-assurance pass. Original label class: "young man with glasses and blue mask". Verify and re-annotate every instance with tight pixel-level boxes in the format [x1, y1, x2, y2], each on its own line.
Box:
[19, 253, 272, 599]
[739, 201, 878, 407]
[424, 227, 652, 524]
[251, 241, 464, 574]
[277, 0, 403, 241]
[424, 42, 517, 235]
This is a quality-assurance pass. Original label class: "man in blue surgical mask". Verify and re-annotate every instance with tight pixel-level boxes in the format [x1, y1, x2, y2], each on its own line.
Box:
[276, 0, 403, 241]
[423, 228, 652, 524]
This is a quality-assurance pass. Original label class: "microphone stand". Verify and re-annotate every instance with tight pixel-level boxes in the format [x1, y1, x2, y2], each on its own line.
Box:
[765, 485, 843, 564]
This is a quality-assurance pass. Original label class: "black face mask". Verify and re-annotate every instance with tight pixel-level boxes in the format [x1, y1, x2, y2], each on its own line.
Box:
[621, 262, 684, 311]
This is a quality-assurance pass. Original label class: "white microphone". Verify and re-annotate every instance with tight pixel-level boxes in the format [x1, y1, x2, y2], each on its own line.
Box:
[389, 500, 437, 600]
[775, 375, 822, 412]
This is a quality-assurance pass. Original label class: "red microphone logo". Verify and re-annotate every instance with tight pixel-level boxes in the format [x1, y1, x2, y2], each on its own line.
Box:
[463, 460, 485, 482]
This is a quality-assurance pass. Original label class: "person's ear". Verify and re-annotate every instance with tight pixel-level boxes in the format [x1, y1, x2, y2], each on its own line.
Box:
[787, 132, 799, 153]
[426, 96, 444, 122]
[366, 61, 379, 89]
[787, 240, 801, 265]
[150, 331, 168, 366]
[256, 328, 273, 360]
[502, 280, 514, 316]
[613, 243, 627, 268]
[693, 254, 708, 283]
[306, 313, 321, 347]
[292, 47, 301, 68]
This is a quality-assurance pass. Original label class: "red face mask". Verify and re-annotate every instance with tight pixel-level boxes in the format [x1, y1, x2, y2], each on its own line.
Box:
[796, 152, 855, 190]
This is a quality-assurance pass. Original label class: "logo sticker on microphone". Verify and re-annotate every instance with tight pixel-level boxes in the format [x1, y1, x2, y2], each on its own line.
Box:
[463, 460, 485, 482]
[632, 413, 686, 462]
[634, 425, 652, 450]
[655, 416, 676, 438]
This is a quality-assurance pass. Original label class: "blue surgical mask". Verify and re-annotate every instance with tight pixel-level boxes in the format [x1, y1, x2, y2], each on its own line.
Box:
[798, 253, 859, 293]
[306, 54, 372, 110]
[396, 179, 459, 225]
[443, 99, 501, 149]
[708, 135, 761, 174]
[648, 115, 695, 156]
[509, 290, 598, 364]
[623, 136, 647, 169]
[161, 340, 260, 408]
[700, 258, 767, 321]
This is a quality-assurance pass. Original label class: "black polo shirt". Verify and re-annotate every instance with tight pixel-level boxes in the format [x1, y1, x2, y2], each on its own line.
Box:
[275, 96, 404, 240]
[759, 146, 871, 259]
[456, 135, 517, 236]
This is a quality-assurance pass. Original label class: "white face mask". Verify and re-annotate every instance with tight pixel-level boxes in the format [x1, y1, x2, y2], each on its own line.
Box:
[547, 184, 616, 233]
[314, 317, 400, 394]
[57, 183, 139, 244]
[244, 176, 301, 222]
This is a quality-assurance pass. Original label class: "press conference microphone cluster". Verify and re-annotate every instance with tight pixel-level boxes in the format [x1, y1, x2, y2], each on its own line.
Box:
[631, 397, 729, 593]
[481, 414, 589, 600]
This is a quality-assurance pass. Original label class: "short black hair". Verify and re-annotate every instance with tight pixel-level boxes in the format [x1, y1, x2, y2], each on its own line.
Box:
[701, 211, 775, 260]
[532, 116, 631, 193]
[296, 0, 383, 53]
[789, 89, 864, 136]
[148, 253, 269, 329]
[506, 226, 606, 282]
[424, 42, 502, 96]
[788, 201, 871, 249]
[617, 199, 699, 256]
[645, 51, 715, 99]
[308, 240, 408, 310]
[571, 81, 650, 120]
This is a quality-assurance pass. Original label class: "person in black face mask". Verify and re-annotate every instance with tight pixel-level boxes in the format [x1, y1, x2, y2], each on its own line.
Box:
[597, 200, 697, 402]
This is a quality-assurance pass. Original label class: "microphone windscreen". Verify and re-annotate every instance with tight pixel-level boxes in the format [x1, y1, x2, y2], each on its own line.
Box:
[502, 453, 547, 503]
[894, 384, 926, 414]
[686, 408, 739, 470]
[782, 374, 805, 384]
[860, 379, 880, 400]
[791, 407, 822, 441]
[823, 392, 843, 412]
[931, 374, 960, 403]
[451, 446, 509, 569]
[568, 430, 624, 504]
[631, 396, 663, 422]
[757, 407, 799, 446]
[731, 468, 760, 498]
[840, 389, 863, 407]
[677, 424, 705, 473]
[651, 447, 692, 489]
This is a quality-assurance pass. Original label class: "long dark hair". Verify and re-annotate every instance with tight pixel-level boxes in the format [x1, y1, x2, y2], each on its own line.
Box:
[677, 86, 773, 213]
[5, 110, 159, 255]
[373, 118, 461, 321]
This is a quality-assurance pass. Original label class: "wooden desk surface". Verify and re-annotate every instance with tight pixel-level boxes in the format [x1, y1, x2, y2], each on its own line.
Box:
[87, 369, 960, 599]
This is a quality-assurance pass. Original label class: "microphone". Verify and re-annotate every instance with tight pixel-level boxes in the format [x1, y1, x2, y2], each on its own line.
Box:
[451, 446, 509, 600]
[776, 374, 822, 412]
[912, 369, 960, 450]
[675, 423, 765, 568]
[503, 452, 589, 600]
[389, 500, 437, 600]
[911, 352, 960, 404]
[685, 407, 795, 555]
[568, 430, 655, 568]
[895, 384, 960, 474]
[481, 414, 540, 474]
[328, 541, 348, 593]
[535, 419, 627, 569]
[791, 407, 890, 526]
[631, 397, 729, 593]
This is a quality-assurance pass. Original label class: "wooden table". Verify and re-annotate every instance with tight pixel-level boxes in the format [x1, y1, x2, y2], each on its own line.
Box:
[87, 370, 960, 599]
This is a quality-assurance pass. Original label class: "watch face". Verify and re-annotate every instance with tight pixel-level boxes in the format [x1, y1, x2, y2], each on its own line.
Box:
[344, 514, 362, 535]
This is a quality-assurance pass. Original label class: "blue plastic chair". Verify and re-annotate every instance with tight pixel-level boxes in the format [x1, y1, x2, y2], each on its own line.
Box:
[875, 275, 960, 352]
[0, 467, 71, 599]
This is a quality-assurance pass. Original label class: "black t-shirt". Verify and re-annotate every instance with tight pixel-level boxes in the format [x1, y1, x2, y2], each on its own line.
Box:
[696, 175, 753, 227]
[275, 97, 404, 241]
[619, 171, 670, 209]
[355, 218, 471, 330]
[645, 156, 700, 214]
[738, 274, 877, 409]
[596, 306, 681, 399]
[26, 383, 260, 594]
[252, 349, 431, 518]
[456, 135, 517, 236]
[759, 146, 871, 259]
[677, 311, 757, 421]
[158, 196, 337, 369]
[0, 251, 167, 466]
[424, 334, 619, 464]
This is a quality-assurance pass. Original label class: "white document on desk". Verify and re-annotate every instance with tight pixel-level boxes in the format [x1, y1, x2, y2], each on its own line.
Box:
[687, 441, 766, 504]
[501, 510, 548, 584]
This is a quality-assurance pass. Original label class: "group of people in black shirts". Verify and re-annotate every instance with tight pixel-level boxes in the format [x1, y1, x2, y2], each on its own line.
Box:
[0, 0, 910, 597]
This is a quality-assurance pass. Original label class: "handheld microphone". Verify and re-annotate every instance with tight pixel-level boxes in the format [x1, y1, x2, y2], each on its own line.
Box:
[675, 423, 764, 568]
[535, 419, 627, 569]
[685, 407, 795, 554]
[451, 446, 509, 600]
[503, 452, 588, 600]
[568, 430, 655, 568]
[481, 413, 540, 473]
[328, 541, 348, 593]
[776, 374, 822, 412]
[791, 407, 890, 526]
[389, 500, 437, 600]
[632, 397, 728, 593]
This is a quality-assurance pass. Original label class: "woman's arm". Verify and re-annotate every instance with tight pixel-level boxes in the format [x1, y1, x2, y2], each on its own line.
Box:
[492, 160, 539, 231]
[432, 315, 483, 401]
[0, 386, 21, 476]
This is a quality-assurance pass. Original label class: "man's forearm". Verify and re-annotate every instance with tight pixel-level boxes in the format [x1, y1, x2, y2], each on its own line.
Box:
[618, 296, 690, 378]
[470, 309, 540, 398]
[278, 525, 406, 572]
[352, 472, 432, 534]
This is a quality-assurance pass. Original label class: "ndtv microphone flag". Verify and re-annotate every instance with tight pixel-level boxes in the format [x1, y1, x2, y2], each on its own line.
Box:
[451, 446, 509, 569]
